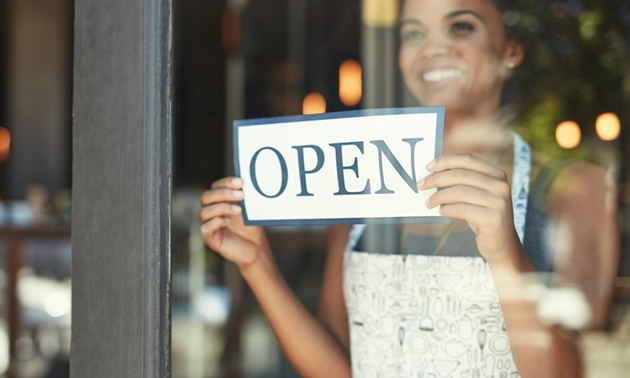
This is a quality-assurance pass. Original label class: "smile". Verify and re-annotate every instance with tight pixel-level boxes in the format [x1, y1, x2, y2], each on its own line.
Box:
[422, 69, 463, 83]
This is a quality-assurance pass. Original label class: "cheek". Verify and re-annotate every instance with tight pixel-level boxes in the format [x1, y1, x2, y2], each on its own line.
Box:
[398, 48, 416, 76]
[455, 40, 503, 77]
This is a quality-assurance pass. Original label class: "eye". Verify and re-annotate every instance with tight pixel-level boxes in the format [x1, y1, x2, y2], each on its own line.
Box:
[450, 22, 475, 35]
[401, 29, 425, 42]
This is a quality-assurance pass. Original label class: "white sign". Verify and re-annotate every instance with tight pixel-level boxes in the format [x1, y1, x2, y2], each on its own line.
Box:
[234, 107, 445, 226]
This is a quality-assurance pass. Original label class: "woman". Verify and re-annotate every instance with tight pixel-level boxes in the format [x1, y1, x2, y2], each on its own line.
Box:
[200, 0, 618, 377]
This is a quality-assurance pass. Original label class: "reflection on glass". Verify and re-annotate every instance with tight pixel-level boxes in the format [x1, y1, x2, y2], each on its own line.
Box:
[174, 0, 630, 377]
[0, 127, 10, 163]
[302, 93, 327, 115]
[339, 60, 362, 107]
[596, 113, 620, 141]
[556, 120, 582, 149]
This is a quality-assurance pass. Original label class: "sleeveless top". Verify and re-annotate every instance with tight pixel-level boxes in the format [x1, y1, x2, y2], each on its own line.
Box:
[342, 134, 561, 378]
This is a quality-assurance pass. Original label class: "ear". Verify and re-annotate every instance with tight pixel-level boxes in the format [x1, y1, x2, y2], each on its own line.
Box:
[504, 39, 524, 68]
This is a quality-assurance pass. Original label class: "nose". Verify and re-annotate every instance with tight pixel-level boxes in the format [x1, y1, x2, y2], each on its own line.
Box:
[420, 35, 451, 59]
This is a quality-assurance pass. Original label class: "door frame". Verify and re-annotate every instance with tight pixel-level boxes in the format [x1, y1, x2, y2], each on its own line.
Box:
[71, 0, 174, 376]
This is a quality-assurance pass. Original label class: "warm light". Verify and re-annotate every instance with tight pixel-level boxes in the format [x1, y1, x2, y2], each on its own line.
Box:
[362, 0, 399, 27]
[302, 93, 326, 115]
[556, 121, 581, 149]
[0, 127, 10, 162]
[339, 60, 362, 107]
[596, 112, 620, 141]
[221, 11, 240, 52]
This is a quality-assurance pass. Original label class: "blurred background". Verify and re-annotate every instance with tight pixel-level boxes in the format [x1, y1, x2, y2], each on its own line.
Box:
[171, 1, 630, 378]
[0, 0, 72, 377]
[2, 0, 630, 377]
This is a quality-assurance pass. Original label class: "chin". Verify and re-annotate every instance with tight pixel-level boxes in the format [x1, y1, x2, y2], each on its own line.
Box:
[417, 94, 465, 111]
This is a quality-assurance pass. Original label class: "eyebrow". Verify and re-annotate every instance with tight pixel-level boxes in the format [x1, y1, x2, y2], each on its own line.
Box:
[399, 19, 422, 27]
[399, 9, 486, 27]
[446, 9, 485, 22]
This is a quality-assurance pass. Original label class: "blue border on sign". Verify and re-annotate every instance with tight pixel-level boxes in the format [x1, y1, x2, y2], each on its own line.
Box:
[233, 107, 446, 226]
[242, 216, 450, 226]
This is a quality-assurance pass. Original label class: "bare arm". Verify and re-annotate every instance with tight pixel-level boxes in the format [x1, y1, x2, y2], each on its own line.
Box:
[240, 251, 351, 377]
[317, 225, 352, 350]
[484, 163, 618, 378]
[200, 177, 351, 378]
[546, 163, 619, 331]
[485, 244, 584, 378]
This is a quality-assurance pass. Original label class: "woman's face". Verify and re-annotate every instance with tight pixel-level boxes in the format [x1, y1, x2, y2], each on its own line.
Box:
[399, 0, 520, 116]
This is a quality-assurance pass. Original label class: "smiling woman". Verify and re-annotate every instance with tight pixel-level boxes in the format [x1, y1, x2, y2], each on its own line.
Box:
[196, 0, 620, 377]
[398, 0, 522, 124]
[340, 2, 617, 377]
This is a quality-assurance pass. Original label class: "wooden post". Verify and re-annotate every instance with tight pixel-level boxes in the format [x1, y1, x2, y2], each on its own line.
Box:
[71, 0, 174, 376]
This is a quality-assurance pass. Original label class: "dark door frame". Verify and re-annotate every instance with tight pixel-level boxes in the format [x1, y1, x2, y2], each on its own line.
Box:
[71, 0, 173, 376]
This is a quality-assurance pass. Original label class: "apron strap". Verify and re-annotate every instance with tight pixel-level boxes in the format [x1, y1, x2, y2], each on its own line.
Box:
[511, 132, 531, 244]
[345, 223, 366, 252]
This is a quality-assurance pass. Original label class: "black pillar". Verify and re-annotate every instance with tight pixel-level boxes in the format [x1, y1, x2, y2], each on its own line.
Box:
[71, 0, 174, 376]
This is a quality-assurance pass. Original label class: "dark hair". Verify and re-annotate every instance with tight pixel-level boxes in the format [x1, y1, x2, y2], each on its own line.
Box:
[493, 0, 529, 43]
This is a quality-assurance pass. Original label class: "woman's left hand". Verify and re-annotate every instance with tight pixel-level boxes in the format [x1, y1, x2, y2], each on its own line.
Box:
[419, 154, 521, 261]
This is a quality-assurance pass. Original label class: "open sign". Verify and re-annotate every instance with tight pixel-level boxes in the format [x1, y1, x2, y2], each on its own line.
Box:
[234, 107, 445, 226]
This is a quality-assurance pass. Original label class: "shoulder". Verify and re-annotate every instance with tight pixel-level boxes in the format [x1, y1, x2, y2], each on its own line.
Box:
[328, 225, 353, 241]
[541, 162, 619, 330]
[327, 225, 353, 254]
[545, 161, 615, 218]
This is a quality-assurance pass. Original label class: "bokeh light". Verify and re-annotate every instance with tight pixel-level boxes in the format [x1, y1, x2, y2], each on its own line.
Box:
[556, 121, 581, 149]
[221, 11, 240, 52]
[0, 127, 11, 162]
[595, 112, 620, 141]
[339, 59, 362, 107]
[302, 92, 326, 115]
[44, 291, 71, 318]
[362, 0, 399, 27]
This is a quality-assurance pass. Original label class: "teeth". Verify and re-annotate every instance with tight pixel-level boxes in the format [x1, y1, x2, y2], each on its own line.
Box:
[422, 69, 462, 82]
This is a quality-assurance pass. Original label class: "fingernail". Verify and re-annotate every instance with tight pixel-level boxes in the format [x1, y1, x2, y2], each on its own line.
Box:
[417, 178, 425, 189]
[232, 204, 242, 213]
[233, 190, 244, 198]
[232, 177, 243, 186]
[224, 217, 231, 224]
[425, 198, 431, 208]
[426, 159, 436, 170]
[438, 206, 443, 215]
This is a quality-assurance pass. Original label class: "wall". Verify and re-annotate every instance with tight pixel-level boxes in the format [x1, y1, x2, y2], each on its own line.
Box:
[5, 0, 73, 199]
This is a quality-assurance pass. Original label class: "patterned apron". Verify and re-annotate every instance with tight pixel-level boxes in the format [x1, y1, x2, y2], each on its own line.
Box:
[343, 134, 531, 378]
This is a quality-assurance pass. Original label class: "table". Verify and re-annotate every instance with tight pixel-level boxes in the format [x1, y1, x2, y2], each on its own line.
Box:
[0, 227, 71, 378]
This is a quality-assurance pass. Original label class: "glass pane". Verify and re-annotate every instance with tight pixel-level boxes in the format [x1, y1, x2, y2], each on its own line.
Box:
[173, 1, 630, 377]
[0, 1, 73, 377]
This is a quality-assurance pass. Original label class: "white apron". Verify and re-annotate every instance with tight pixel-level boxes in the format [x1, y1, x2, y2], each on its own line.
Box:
[343, 134, 531, 378]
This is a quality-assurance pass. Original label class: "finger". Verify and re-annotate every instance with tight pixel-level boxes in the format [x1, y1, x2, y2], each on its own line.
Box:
[420, 169, 510, 196]
[200, 218, 258, 266]
[200, 203, 242, 223]
[210, 176, 244, 190]
[427, 154, 507, 180]
[426, 185, 506, 210]
[201, 187, 244, 206]
[200, 216, 230, 242]
[438, 203, 491, 225]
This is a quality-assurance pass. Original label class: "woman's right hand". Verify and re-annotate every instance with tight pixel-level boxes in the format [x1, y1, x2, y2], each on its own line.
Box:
[200, 177, 268, 270]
